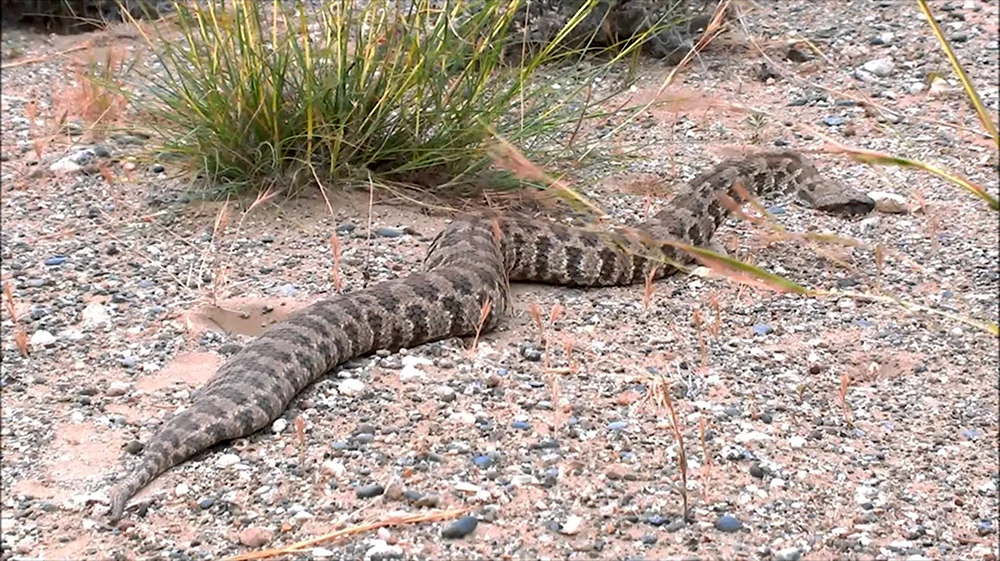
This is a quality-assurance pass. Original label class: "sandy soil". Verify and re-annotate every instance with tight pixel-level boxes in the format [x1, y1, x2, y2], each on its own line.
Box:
[1, 2, 998, 561]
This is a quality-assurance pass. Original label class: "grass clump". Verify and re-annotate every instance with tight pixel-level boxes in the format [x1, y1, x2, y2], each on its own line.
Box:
[124, 0, 678, 196]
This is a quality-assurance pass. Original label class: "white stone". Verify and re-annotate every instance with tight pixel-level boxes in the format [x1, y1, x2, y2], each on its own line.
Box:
[272, 418, 288, 434]
[29, 330, 56, 348]
[735, 430, 771, 443]
[560, 515, 583, 535]
[81, 302, 111, 328]
[861, 58, 895, 77]
[365, 540, 403, 560]
[175, 483, 190, 496]
[449, 412, 476, 425]
[216, 453, 241, 468]
[49, 157, 82, 174]
[401, 355, 432, 367]
[321, 460, 346, 478]
[775, 547, 803, 561]
[58, 329, 84, 341]
[788, 436, 807, 449]
[867, 191, 908, 214]
[338, 378, 365, 396]
[399, 363, 427, 383]
[454, 482, 482, 494]
[928, 77, 954, 99]
[311, 548, 334, 558]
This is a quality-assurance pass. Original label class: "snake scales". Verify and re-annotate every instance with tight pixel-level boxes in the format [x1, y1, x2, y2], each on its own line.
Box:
[106, 151, 874, 521]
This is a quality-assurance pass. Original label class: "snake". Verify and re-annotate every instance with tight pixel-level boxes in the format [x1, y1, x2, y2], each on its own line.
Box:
[106, 151, 875, 521]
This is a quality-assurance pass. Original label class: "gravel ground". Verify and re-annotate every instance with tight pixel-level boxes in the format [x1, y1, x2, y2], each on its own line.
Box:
[1, 1, 998, 560]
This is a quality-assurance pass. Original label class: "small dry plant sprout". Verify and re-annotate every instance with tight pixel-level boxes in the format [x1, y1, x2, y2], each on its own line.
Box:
[294, 416, 308, 470]
[468, 298, 493, 357]
[529, 301, 566, 371]
[3, 283, 29, 357]
[691, 309, 709, 369]
[642, 373, 691, 521]
[699, 417, 713, 502]
[642, 266, 659, 310]
[329, 232, 344, 293]
[838, 373, 855, 427]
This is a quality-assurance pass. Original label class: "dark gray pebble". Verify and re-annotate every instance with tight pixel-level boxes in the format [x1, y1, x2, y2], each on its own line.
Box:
[374, 227, 404, 238]
[356, 484, 385, 499]
[441, 515, 478, 539]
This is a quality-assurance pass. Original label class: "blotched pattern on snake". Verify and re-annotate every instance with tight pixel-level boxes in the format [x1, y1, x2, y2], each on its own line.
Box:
[107, 151, 875, 520]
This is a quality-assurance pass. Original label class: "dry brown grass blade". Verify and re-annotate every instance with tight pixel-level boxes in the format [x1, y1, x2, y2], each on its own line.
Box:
[487, 134, 607, 219]
[642, 266, 658, 310]
[329, 233, 343, 293]
[222, 508, 472, 561]
[916, 0, 999, 148]
[470, 297, 493, 354]
[698, 417, 712, 502]
[838, 373, 854, 427]
[645, 374, 690, 520]
[0, 42, 93, 69]
[3, 282, 29, 357]
[835, 148, 997, 211]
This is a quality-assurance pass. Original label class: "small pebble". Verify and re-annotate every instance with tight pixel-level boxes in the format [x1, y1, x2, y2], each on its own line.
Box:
[239, 527, 273, 547]
[861, 57, 895, 77]
[715, 514, 743, 533]
[216, 453, 241, 468]
[356, 484, 385, 499]
[775, 547, 803, 561]
[338, 379, 365, 396]
[441, 515, 478, 539]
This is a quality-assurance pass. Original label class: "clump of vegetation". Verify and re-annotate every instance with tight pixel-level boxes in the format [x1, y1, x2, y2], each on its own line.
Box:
[122, 0, 680, 196]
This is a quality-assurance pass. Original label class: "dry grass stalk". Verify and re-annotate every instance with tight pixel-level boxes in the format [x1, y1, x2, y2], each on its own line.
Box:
[916, 0, 999, 148]
[699, 417, 713, 502]
[469, 298, 493, 355]
[563, 337, 579, 375]
[488, 135, 607, 219]
[529, 302, 544, 341]
[294, 416, 307, 469]
[644, 374, 690, 521]
[24, 101, 47, 161]
[874, 244, 886, 291]
[223, 507, 472, 561]
[3, 283, 29, 357]
[838, 374, 854, 427]
[708, 292, 722, 337]
[329, 233, 343, 293]
[642, 266, 658, 310]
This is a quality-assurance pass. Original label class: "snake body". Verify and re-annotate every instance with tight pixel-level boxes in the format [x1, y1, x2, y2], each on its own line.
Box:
[107, 152, 874, 520]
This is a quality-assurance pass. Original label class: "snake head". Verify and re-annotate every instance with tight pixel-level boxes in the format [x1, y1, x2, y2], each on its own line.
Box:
[795, 176, 875, 217]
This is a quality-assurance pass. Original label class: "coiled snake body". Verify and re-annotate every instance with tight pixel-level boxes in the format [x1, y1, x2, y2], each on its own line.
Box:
[107, 152, 874, 520]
